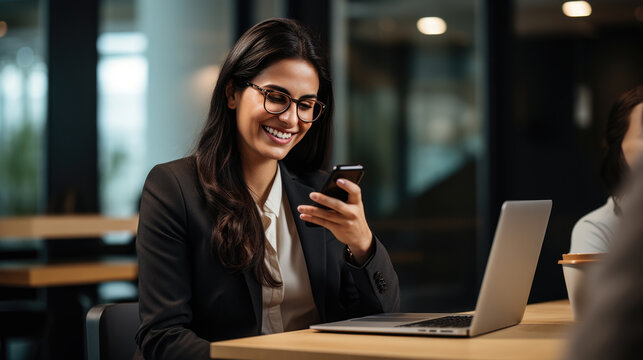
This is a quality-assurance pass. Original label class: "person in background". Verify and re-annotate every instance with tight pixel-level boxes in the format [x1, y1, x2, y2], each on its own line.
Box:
[134, 18, 400, 360]
[570, 85, 643, 253]
[565, 154, 643, 360]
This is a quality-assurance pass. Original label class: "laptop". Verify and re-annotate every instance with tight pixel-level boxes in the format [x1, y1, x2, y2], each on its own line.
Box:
[311, 200, 552, 337]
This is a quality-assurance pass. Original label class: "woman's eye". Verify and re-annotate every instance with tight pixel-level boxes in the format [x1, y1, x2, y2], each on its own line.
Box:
[267, 93, 288, 104]
[298, 101, 314, 111]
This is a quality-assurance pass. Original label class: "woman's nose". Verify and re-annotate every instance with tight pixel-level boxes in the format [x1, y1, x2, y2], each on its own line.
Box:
[277, 104, 299, 127]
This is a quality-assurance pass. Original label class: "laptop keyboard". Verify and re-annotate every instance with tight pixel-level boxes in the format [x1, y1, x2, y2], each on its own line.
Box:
[397, 315, 473, 328]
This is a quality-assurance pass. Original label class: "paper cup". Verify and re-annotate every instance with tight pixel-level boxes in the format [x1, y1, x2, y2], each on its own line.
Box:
[558, 253, 604, 320]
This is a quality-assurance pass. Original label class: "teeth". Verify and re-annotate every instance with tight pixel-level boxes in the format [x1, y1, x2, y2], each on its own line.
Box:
[263, 126, 293, 139]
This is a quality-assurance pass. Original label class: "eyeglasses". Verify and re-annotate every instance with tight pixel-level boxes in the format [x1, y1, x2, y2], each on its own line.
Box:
[246, 82, 327, 123]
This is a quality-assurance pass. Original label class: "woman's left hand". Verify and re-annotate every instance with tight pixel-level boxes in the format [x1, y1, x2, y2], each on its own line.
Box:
[297, 178, 373, 265]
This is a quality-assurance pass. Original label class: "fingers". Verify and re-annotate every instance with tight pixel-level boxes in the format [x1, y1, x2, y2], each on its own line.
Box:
[335, 178, 362, 204]
[297, 205, 355, 239]
[309, 178, 362, 210]
[308, 192, 347, 212]
[298, 192, 364, 232]
[297, 204, 343, 225]
[298, 211, 336, 229]
[297, 179, 372, 254]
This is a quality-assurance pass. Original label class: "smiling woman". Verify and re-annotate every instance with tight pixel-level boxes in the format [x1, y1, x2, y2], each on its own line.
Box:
[228, 58, 319, 168]
[134, 18, 400, 360]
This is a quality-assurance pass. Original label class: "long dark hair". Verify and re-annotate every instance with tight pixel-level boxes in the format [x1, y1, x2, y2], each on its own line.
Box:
[193, 18, 334, 286]
[601, 85, 643, 211]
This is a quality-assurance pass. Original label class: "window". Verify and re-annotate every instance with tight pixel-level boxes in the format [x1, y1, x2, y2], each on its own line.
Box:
[0, 1, 47, 216]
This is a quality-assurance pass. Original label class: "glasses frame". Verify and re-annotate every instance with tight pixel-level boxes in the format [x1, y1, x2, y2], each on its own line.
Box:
[246, 82, 327, 123]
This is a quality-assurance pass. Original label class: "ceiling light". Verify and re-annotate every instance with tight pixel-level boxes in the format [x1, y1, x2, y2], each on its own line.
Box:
[562, 1, 592, 18]
[417, 17, 447, 35]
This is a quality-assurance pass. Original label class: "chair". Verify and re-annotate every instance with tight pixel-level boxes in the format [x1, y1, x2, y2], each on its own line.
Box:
[85, 302, 139, 360]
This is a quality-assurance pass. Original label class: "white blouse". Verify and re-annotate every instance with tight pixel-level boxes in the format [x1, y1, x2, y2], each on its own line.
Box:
[570, 197, 620, 254]
[257, 166, 319, 334]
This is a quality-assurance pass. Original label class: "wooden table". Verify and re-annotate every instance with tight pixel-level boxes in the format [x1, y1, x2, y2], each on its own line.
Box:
[0, 215, 138, 239]
[210, 300, 574, 360]
[0, 215, 139, 286]
[0, 259, 137, 287]
[0, 215, 140, 359]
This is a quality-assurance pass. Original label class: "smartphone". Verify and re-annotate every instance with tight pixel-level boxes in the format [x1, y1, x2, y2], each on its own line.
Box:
[305, 164, 365, 227]
[317, 164, 365, 204]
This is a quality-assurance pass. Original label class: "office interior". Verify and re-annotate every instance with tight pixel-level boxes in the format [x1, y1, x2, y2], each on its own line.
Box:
[0, 0, 642, 359]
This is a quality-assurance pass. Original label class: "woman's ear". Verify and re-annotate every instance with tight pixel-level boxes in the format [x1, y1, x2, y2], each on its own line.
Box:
[225, 82, 238, 110]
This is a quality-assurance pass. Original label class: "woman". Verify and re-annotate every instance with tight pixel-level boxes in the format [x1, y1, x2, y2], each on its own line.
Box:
[570, 85, 643, 253]
[134, 18, 400, 359]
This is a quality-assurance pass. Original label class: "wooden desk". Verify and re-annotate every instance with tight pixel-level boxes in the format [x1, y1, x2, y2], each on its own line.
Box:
[0, 215, 138, 239]
[210, 300, 573, 360]
[0, 259, 137, 287]
[0, 215, 140, 359]
[0, 215, 139, 287]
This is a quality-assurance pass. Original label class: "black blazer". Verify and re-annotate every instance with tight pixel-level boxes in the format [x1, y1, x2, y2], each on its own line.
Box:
[134, 157, 400, 359]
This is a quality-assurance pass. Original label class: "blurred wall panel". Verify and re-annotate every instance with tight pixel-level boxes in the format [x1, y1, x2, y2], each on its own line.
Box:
[139, 0, 233, 172]
[335, 0, 482, 312]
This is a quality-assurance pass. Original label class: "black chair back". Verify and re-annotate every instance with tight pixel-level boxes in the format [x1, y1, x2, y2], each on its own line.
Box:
[85, 302, 139, 360]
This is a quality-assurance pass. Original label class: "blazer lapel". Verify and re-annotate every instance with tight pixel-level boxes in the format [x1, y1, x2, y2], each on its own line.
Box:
[280, 164, 328, 321]
[242, 267, 262, 334]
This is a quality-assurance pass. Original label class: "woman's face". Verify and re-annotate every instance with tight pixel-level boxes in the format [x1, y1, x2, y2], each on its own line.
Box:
[228, 58, 319, 166]
[622, 102, 643, 168]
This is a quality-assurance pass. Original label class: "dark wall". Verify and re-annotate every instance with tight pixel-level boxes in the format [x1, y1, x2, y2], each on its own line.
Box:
[503, 26, 643, 302]
[235, 0, 330, 51]
[47, 0, 99, 215]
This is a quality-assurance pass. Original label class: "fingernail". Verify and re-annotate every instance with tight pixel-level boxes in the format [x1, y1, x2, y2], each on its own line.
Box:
[337, 178, 345, 185]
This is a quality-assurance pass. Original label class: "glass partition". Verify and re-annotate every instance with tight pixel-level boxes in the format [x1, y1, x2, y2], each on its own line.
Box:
[98, 0, 147, 218]
[0, 0, 47, 216]
[333, 0, 482, 311]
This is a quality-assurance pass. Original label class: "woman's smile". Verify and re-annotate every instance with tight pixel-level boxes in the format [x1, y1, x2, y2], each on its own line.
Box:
[262, 125, 295, 143]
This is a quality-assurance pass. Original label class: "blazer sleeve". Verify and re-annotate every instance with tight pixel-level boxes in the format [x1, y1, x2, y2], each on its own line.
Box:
[135, 164, 210, 359]
[342, 235, 401, 315]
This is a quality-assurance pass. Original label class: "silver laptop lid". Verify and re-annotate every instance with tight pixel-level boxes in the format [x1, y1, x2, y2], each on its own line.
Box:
[469, 200, 552, 336]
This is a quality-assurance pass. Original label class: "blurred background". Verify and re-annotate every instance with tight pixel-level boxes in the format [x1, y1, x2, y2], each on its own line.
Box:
[0, 0, 642, 359]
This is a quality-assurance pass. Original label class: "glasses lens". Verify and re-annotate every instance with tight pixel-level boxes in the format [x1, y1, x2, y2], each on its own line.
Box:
[262, 88, 324, 122]
[297, 100, 323, 122]
[264, 91, 289, 114]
